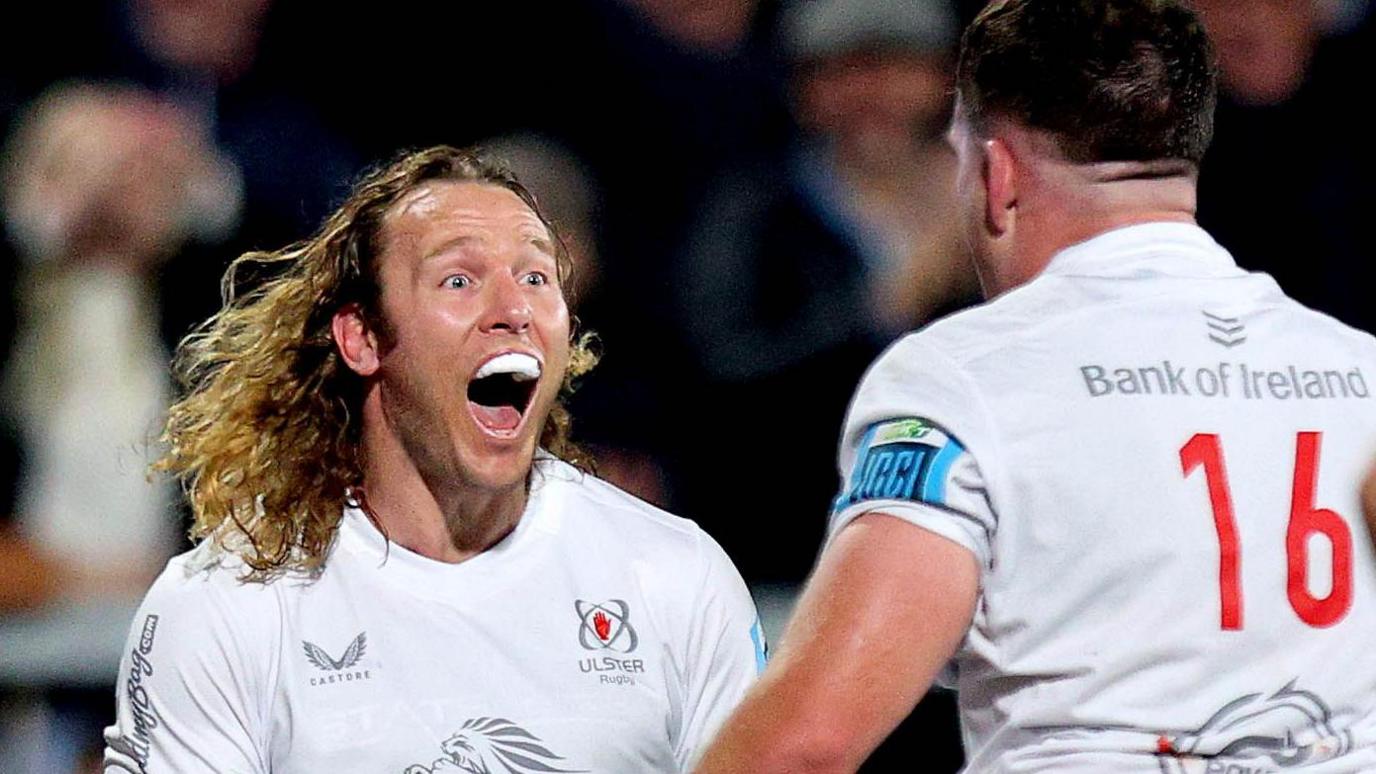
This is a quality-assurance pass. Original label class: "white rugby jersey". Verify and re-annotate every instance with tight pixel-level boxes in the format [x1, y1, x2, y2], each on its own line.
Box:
[103, 458, 765, 774]
[831, 223, 1376, 773]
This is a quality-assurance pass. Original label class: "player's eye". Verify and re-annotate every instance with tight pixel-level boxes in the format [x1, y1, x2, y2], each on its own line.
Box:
[442, 274, 471, 289]
[522, 272, 549, 287]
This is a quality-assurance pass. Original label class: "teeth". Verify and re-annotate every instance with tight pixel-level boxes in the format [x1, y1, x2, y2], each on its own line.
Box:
[475, 353, 541, 382]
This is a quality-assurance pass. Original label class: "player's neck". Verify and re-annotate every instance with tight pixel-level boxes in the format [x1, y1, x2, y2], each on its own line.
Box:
[996, 175, 1197, 295]
[356, 405, 527, 565]
[364, 482, 525, 565]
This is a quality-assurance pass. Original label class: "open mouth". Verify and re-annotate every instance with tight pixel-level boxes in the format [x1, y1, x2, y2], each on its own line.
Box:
[467, 352, 541, 435]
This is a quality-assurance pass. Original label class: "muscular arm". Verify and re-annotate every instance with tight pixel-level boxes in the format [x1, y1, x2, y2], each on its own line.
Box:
[694, 512, 979, 774]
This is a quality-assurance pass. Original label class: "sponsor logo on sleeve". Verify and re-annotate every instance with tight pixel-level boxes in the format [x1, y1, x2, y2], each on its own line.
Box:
[107, 614, 161, 773]
[1155, 680, 1354, 773]
[402, 717, 587, 773]
[303, 631, 373, 686]
[832, 417, 967, 513]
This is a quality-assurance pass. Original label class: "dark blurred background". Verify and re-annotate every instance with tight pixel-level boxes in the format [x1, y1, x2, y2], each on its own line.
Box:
[0, 0, 1370, 771]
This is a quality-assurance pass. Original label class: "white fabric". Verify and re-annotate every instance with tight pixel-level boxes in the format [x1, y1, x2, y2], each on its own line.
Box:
[102, 459, 763, 773]
[12, 266, 175, 567]
[832, 223, 1376, 773]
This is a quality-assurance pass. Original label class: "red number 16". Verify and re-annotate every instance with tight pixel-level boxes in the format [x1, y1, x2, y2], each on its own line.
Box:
[1180, 432, 1353, 630]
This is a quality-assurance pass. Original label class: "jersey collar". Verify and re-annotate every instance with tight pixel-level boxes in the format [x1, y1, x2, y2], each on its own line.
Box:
[1041, 222, 1239, 280]
[334, 457, 566, 602]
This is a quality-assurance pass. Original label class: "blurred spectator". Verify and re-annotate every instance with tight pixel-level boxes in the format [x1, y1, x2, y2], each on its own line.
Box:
[0, 0, 362, 571]
[1, 0, 359, 341]
[617, 0, 761, 54]
[0, 0, 362, 604]
[668, 0, 974, 583]
[130, 0, 271, 81]
[788, 0, 974, 332]
[116, 0, 356, 249]
[552, 0, 793, 500]
[663, 3, 973, 768]
[0, 80, 242, 774]
[0, 2, 358, 770]
[1198, 0, 1319, 106]
[1, 84, 238, 605]
[1193, 0, 1376, 333]
[1317, 0, 1373, 33]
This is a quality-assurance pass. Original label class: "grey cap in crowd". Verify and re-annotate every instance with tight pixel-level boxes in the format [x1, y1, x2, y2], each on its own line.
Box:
[782, 0, 959, 61]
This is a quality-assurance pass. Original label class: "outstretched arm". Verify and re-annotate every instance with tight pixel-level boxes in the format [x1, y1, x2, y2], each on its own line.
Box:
[694, 512, 978, 774]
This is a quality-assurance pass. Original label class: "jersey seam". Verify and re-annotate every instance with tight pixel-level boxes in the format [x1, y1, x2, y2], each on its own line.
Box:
[674, 527, 714, 759]
[915, 337, 1009, 541]
[261, 584, 285, 768]
[908, 336, 1007, 683]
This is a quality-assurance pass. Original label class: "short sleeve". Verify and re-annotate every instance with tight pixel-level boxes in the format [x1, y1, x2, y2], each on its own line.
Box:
[103, 557, 272, 773]
[674, 531, 765, 771]
[829, 336, 1000, 569]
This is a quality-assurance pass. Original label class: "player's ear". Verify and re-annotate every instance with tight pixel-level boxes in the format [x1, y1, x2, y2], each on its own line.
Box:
[983, 137, 1017, 236]
[333, 302, 381, 376]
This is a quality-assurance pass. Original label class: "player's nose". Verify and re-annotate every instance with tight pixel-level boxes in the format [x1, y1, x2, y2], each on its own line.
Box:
[478, 273, 532, 334]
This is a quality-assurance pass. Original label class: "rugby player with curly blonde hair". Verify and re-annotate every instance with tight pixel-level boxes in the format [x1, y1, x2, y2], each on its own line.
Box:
[104, 146, 764, 773]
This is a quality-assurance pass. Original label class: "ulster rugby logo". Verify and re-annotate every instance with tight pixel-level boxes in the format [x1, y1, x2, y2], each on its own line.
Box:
[575, 599, 638, 653]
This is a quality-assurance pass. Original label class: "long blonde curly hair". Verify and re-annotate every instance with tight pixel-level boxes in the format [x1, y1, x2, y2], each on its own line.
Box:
[157, 146, 598, 579]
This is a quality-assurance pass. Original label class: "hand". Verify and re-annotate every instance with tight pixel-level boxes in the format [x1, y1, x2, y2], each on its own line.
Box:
[4, 83, 237, 269]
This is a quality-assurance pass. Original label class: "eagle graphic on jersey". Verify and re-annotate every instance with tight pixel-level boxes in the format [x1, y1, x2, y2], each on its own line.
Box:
[302, 632, 367, 671]
[403, 718, 587, 774]
[1156, 680, 1354, 772]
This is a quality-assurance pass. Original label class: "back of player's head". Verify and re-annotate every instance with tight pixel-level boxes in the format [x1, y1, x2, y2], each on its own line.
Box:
[956, 0, 1217, 165]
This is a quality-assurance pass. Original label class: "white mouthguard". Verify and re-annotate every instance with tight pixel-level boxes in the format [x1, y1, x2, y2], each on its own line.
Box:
[474, 353, 541, 382]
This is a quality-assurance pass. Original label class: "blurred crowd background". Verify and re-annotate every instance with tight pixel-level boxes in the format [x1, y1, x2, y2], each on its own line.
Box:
[0, 0, 1371, 771]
